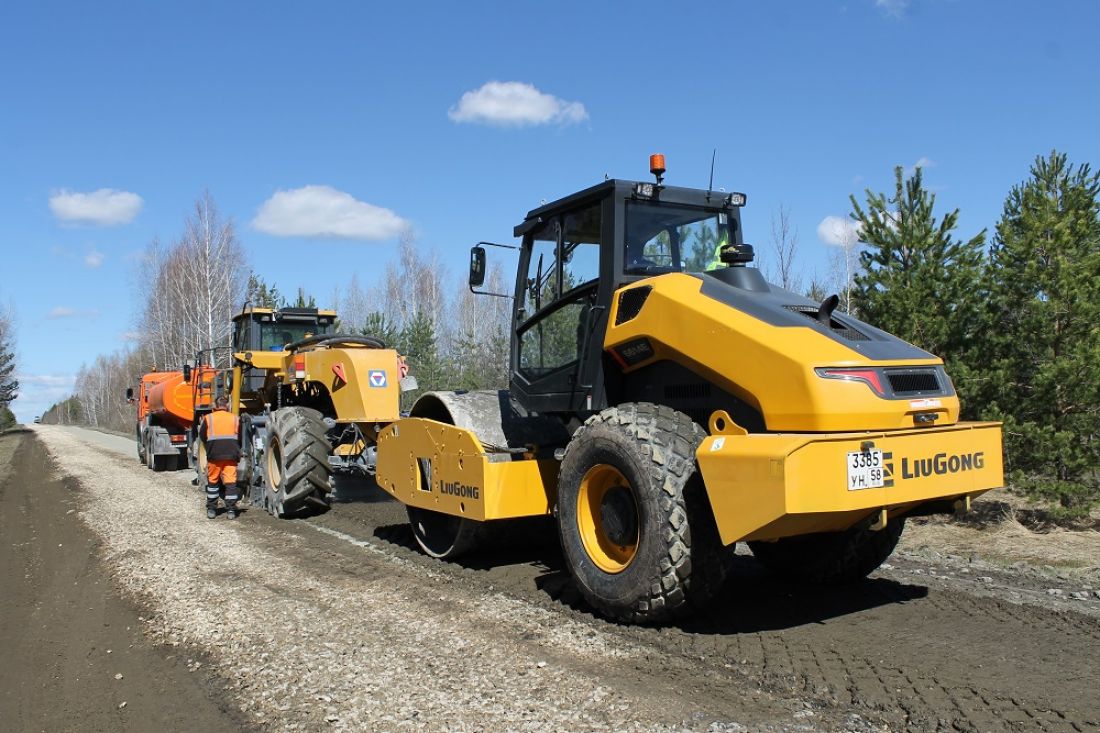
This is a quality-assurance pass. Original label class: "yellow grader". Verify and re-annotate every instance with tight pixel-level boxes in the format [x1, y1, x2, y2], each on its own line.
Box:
[207, 157, 1003, 623]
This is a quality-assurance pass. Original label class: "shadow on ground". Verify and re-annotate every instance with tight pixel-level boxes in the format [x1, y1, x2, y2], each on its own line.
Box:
[372, 516, 928, 633]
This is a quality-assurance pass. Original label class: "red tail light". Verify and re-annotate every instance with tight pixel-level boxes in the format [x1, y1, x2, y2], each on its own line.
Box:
[817, 368, 886, 397]
[294, 356, 306, 379]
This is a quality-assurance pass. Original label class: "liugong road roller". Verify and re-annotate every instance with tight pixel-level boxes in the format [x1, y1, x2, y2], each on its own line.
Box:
[368, 155, 1003, 622]
[197, 156, 1002, 624]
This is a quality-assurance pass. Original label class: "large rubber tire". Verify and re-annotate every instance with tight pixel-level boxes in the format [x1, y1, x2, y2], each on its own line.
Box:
[263, 406, 332, 518]
[748, 518, 905, 585]
[406, 505, 485, 559]
[556, 403, 732, 623]
[136, 425, 146, 465]
[194, 438, 208, 485]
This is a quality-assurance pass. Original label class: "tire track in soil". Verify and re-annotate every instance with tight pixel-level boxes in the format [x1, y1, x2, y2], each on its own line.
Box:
[305, 475, 1100, 733]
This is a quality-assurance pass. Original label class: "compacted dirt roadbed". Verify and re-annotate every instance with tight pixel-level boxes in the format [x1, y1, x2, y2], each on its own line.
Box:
[0, 430, 245, 732]
[14, 425, 1100, 732]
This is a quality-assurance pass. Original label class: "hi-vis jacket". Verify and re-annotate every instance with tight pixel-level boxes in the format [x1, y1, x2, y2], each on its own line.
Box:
[200, 409, 241, 462]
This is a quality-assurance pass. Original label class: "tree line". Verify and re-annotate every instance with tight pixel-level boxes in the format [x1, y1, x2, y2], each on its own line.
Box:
[42, 150, 1099, 515]
[41, 200, 510, 430]
[850, 151, 1099, 516]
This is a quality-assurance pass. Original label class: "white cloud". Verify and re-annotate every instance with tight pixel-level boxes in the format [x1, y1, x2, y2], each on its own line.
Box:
[817, 216, 862, 246]
[252, 185, 408, 240]
[448, 81, 588, 127]
[120, 330, 142, 343]
[905, 156, 936, 175]
[49, 188, 143, 226]
[875, 0, 910, 18]
[84, 249, 105, 268]
[47, 306, 99, 320]
[17, 373, 75, 388]
[11, 373, 77, 423]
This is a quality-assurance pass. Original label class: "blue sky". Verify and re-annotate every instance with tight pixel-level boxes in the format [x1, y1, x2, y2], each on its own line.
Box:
[2, 1, 1098, 421]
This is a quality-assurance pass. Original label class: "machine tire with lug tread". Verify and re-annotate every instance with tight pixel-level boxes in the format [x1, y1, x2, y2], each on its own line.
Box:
[748, 518, 905, 585]
[556, 402, 732, 623]
[263, 406, 332, 518]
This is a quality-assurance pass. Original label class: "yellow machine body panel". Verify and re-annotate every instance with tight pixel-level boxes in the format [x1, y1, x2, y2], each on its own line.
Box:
[292, 347, 401, 423]
[234, 346, 402, 424]
[696, 421, 1004, 545]
[375, 418, 558, 521]
[244, 350, 287, 374]
[604, 274, 960, 432]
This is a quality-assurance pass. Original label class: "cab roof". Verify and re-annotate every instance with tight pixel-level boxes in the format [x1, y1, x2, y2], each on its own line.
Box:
[514, 179, 746, 237]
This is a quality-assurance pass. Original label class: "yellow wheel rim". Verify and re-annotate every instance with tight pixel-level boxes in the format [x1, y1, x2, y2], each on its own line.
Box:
[577, 464, 639, 574]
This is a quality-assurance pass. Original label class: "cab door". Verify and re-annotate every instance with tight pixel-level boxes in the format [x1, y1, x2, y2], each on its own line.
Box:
[510, 198, 610, 415]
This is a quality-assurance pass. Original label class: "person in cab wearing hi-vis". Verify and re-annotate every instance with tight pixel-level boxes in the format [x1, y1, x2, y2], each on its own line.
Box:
[201, 396, 241, 519]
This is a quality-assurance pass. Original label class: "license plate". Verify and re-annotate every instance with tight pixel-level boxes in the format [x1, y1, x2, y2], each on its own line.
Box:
[847, 449, 884, 490]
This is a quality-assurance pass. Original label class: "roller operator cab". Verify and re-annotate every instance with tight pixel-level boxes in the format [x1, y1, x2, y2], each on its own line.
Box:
[377, 155, 1004, 623]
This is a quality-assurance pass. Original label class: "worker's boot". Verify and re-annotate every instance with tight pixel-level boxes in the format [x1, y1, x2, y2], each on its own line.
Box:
[225, 487, 240, 520]
[205, 484, 220, 519]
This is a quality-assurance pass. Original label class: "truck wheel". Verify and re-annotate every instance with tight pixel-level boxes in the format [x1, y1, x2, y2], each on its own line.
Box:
[194, 439, 208, 484]
[406, 505, 484, 559]
[263, 407, 331, 518]
[136, 425, 146, 465]
[748, 519, 905, 584]
[556, 403, 732, 623]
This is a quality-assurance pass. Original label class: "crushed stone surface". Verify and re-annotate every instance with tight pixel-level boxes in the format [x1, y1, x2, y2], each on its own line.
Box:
[33, 426, 828, 733]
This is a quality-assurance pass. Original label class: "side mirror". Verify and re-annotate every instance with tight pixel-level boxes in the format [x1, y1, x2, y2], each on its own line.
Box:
[469, 245, 487, 289]
[125, 387, 134, 403]
[468, 241, 517, 299]
[182, 363, 192, 383]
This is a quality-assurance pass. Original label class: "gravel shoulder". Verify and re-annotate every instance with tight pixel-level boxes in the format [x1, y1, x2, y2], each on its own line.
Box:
[29, 425, 825, 733]
[0, 429, 244, 733]
[25, 425, 1100, 733]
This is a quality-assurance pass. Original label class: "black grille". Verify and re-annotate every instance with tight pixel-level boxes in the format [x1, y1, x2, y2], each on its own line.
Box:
[665, 383, 711, 400]
[886, 370, 941, 394]
[616, 286, 652, 325]
[784, 305, 869, 341]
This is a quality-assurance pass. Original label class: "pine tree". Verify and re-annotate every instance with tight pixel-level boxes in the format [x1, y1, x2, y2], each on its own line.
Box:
[397, 311, 451, 410]
[360, 311, 400, 349]
[850, 166, 986, 364]
[245, 273, 281, 308]
[0, 311, 17, 407]
[292, 287, 316, 308]
[979, 151, 1100, 514]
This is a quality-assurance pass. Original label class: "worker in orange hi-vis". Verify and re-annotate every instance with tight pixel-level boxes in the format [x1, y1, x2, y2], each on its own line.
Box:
[200, 396, 242, 519]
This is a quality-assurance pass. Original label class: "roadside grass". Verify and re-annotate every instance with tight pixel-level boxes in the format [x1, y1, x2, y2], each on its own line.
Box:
[903, 488, 1100, 575]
